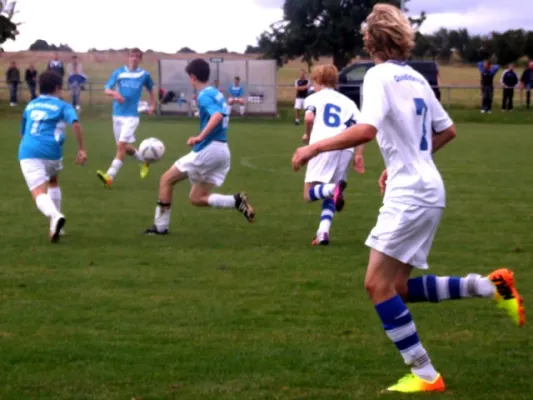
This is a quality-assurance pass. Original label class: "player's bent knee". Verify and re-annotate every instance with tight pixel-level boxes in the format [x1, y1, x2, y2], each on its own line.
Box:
[30, 183, 48, 200]
[364, 275, 396, 302]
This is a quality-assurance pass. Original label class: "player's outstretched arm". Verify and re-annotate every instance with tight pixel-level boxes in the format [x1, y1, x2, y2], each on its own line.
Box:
[292, 124, 376, 170]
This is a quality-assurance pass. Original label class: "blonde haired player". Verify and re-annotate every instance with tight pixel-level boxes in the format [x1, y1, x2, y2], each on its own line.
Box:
[292, 3, 524, 394]
[300, 64, 364, 245]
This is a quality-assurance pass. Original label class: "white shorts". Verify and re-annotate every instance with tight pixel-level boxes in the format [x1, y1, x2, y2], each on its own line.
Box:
[113, 116, 139, 144]
[175, 141, 230, 187]
[305, 149, 352, 183]
[20, 158, 63, 191]
[294, 98, 305, 109]
[365, 203, 443, 270]
[228, 97, 244, 103]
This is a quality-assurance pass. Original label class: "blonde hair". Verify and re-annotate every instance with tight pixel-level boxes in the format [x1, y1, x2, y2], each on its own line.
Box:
[311, 64, 339, 88]
[363, 4, 414, 62]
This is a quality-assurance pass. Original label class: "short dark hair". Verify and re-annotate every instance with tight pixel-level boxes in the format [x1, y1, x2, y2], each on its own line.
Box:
[39, 71, 63, 94]
[129, 48, 143, 58]
[234, 76, 240, 81]
[185, 58, 210, 83]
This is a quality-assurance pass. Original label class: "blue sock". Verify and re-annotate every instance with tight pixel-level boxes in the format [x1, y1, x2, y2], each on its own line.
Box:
[375, 296, 433, 372]
[318, 199, 335, 233]
[308, 183, 336, 201]
[407, 274, 492, 303]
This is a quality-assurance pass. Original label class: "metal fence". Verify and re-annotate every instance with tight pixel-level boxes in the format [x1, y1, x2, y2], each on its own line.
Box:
[0, 82, 531, 112]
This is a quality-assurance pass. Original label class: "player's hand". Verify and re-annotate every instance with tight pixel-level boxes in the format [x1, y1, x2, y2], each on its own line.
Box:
[378, 169, 388, 195]
[114, 93, 125, 104]
[301, 133, 310, 144]
[187, 136, 201, 146]
[354, 154, 365, 174]
[76, 149, 87, 165]
[292, 145, 317, 171]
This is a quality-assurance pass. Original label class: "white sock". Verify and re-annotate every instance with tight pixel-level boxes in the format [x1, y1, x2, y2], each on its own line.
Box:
[239, 105, 245, 115]
[406, 346, 439, 382]
[132, 150, 144, 162]
[35, 194, 59, 219]
[106, 159, 123, 179]
[154, 205, 171, 232]
[474, 275, 496, 298]
[207, 194, 236, 208]
[48, 187, 61, 212]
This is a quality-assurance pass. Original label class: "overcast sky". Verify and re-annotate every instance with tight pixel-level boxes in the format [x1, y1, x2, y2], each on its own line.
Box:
[2, 0, 531, 53]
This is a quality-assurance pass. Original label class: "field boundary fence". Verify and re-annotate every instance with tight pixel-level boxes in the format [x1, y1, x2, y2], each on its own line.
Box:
[0, 82, 530, 113]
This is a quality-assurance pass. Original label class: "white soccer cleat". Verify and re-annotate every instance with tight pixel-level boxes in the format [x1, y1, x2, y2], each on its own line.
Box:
[49, 214, 66, 243]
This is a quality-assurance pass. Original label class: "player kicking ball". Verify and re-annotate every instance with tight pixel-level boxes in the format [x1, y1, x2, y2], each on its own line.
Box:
[292, 4, 524, 394]
[143, 58, 254, 235]
[18, 71, 87, 242]
[97, 48, 156, 187]
[299, 64, 364, 245]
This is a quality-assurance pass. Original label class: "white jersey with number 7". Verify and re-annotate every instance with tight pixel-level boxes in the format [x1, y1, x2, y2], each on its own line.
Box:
[358, 61, 454, 208]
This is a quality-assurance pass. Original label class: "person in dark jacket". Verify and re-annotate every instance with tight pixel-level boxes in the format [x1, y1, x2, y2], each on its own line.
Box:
[5, 60, 20, 105]
[47, 52, 65, 79]
[520, 61, 533, 109]
[477, 60, 499, 113]
[500, 64, 518, 111]
[24, 63, 38, 100]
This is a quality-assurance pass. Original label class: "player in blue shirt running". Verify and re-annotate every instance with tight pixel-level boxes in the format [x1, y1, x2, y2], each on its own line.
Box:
[97, 48, 155, 188]
[144, 58, 255, 235]
[228, 76, 245, 116]
[19, 71, 87, 243]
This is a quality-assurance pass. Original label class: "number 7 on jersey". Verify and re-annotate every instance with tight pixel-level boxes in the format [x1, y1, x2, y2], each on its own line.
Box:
[414, 98, 428, 151]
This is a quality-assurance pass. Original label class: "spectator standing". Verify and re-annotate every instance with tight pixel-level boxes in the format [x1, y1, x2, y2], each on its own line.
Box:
[24, 63, 38, 100]
[477, 60, 499, 113]
[47, 52, 65, 79]
[500, 63, 518, 111]
[294, 69, 310, 125]
[67, 55, 86, 111]
[520, 61, 533, 109]
[5, 60, 20, 106]
[67, 55, 83, 76]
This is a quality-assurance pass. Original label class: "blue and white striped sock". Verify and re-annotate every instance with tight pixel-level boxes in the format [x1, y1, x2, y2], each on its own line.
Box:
[308, 184, 336, 201]
[375, 295, 438, 381]
[318, 198, 335, 234]
[407, 274, 495, 303]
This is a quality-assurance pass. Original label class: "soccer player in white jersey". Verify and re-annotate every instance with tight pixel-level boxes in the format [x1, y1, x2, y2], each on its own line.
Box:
[143, 59, 255, 235]
[292, 4, 524, 394]
[18, 71, 87, 242]
[299, 64, 364, 246]
[97, 48, 156, 187]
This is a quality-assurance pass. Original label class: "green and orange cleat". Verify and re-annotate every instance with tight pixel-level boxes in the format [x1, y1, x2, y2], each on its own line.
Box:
[140, 163, 150, 179]
[96, 170, 112, 188]
[383, 372, 445, 393]
[488, 268, 525, 327]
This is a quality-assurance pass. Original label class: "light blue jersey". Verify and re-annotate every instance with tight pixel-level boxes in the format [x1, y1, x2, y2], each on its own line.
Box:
[19, 95, 79, 161]
[194, 86, 229, 152]
[228, 85, 244, 98]
[105, 66, 154, 117]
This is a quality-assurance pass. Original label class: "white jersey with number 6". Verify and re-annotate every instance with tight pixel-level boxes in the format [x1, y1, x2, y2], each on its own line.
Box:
[358, 61, 453, 208]
[304, 88, 361, 153]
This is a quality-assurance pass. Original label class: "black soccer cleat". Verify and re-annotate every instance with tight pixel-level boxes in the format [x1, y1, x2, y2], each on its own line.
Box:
[143, 225, 169, 235]
[234, 192, 255, 223]
[333, 180, 347, 212]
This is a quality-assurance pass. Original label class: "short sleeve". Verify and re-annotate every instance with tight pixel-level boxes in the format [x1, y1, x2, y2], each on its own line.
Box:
[429, 90, 453, 133]
[144, 73, 154, 90]
[357, 68, 390, 130]
[105, 70, 118, 90]
[62, 103, 79, 124]
[304, 95, 316, 114]
[20, 109, 27, 136]
[199, 93, 224, 117]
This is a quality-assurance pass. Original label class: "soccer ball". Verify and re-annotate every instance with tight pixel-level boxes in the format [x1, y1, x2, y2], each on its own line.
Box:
[139, 138, 165, 163]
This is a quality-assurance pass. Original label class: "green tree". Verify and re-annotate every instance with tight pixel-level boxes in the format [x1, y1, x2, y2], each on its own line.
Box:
[257, 0, 425, 70]
[523, 30, 533, 60]
[492, 29, 525, 66]
[0, 1, 19, 44]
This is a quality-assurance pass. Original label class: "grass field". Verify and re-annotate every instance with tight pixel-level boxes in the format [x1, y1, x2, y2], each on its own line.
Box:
[1, 51, 530, 107]
[0, 115, 531, 399]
